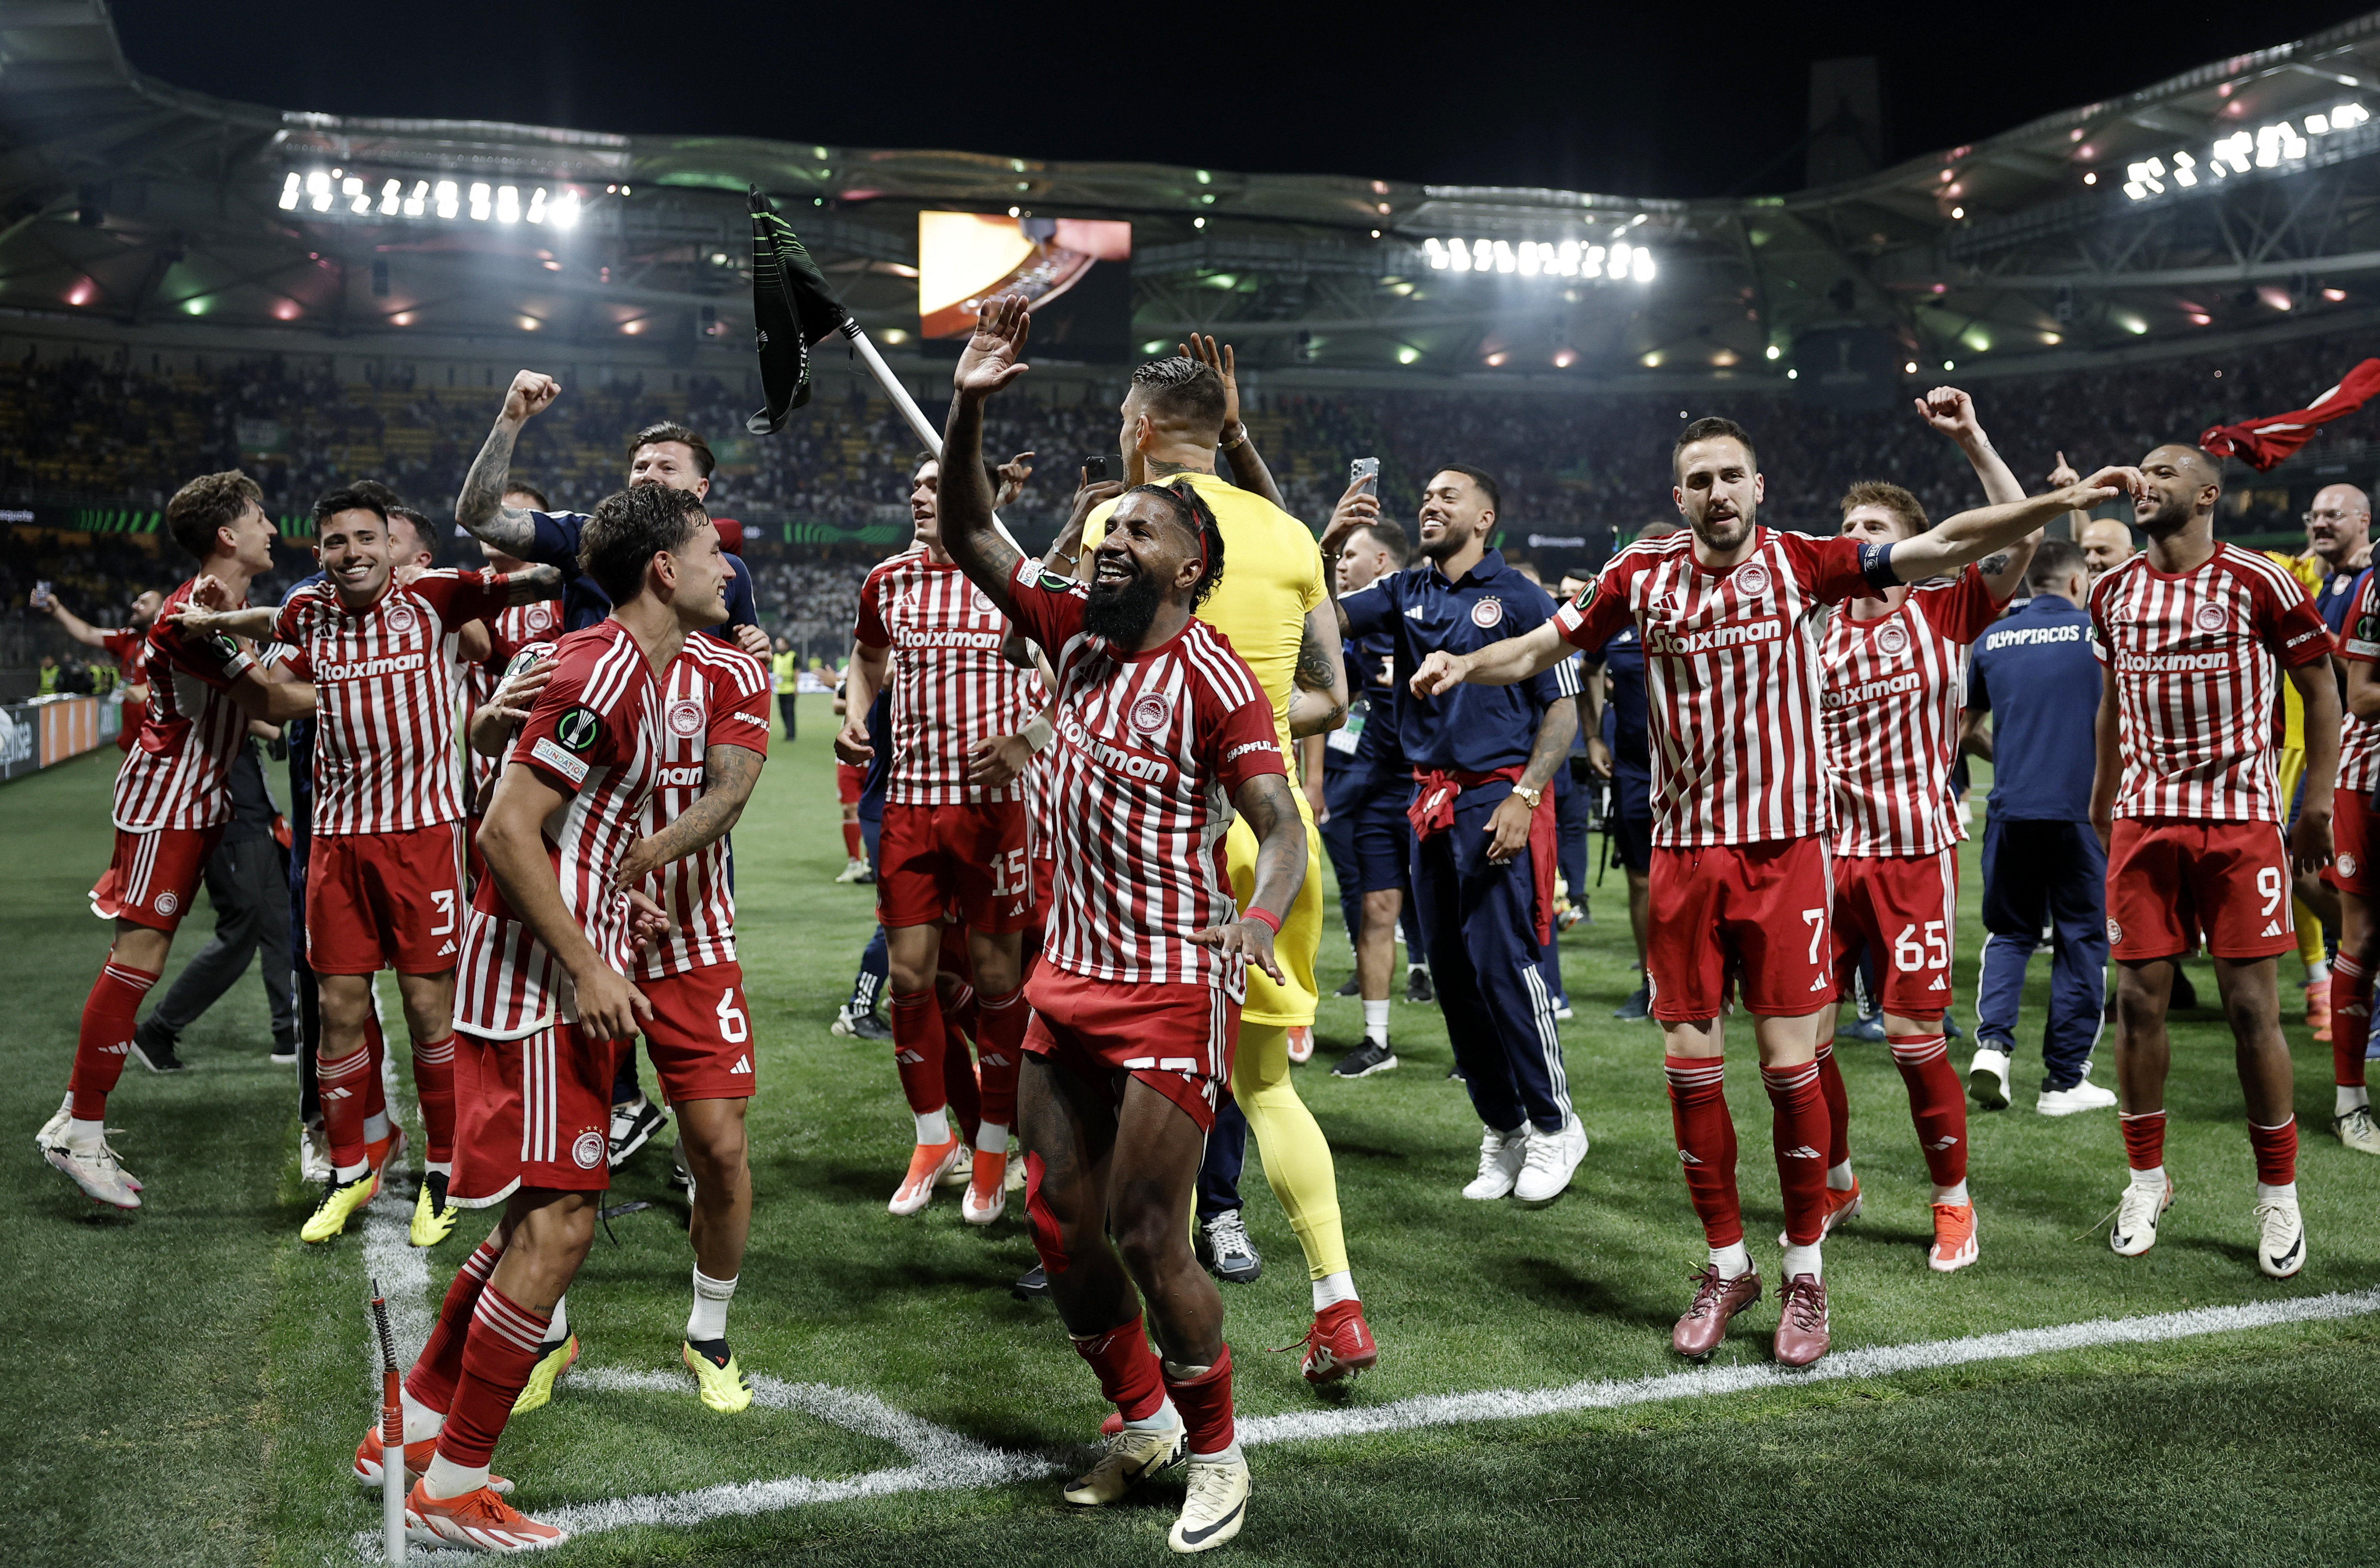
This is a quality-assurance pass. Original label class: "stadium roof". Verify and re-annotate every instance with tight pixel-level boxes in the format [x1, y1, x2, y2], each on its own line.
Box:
[6, 2, 2380, 389]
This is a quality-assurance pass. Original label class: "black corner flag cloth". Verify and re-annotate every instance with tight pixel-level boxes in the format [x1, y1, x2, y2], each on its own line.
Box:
[746, 186, 851, 435]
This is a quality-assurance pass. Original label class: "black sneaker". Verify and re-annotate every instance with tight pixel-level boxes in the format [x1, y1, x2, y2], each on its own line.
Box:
[831, 1004, 893, 1041]
[1405, 966, 1434, 1004]
[1196, 1209, 1263, 1283]
[269, 1037, 299, 1066]
[1447, 1062, 1467, 1083]
[1011, 1263, 1051, 1300]
[130, 1017, 184, 1073]
[2170, 967, 2199, 1011]
[1613, 983, 1651, 1022]
[607, 1097, 670, 1169]
[1333, 973, 1362, 998]
[1332, 1038, 1399, 1079]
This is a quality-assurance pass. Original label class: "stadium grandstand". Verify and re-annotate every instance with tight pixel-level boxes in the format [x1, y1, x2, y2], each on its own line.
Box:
[8, 3, 2380, 680]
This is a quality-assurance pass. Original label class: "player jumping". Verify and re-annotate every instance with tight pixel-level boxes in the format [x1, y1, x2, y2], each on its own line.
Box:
[1414, 418, 2129, 1366]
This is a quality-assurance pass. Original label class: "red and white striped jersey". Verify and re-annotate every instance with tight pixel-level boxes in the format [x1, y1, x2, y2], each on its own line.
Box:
[855, 546, 1045, 805]
[111, 576, 262, 833]
[273, 569, 510, 835]
[454, 622, 663, 1039]
[2090, 543, 2333, 823]
[1555, 527, 1875, 848]
[463, 598, 566, 796]
[1818, 566, 2003, 856]
[1002, 557, 1287, 994]
[2339, 571, 2380, 793]
[632, 636, 771, 980]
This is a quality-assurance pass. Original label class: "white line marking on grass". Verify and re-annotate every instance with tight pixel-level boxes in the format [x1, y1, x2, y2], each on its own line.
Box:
[359, 1144, 433, 1370]
[352, 1285, 2380, 1560]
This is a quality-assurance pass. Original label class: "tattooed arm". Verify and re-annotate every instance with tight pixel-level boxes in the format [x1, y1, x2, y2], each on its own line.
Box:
[455, 371, 561, 557]
[1483, 692, 1578, 863]
[1188, 771, 1308, 983]
[1286, 603, 1349, 737]
[503, 563, 565, 605]
[609, 743, 765, 890]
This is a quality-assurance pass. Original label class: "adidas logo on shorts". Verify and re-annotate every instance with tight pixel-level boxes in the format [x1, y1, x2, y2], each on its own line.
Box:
[731, 1055, 752, 1074]
[2262, 920, 2284, 937]
[438, 940, 457, 957]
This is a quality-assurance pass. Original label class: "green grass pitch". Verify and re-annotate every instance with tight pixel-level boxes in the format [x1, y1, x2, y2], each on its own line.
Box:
[5, 697, 2378, 1566]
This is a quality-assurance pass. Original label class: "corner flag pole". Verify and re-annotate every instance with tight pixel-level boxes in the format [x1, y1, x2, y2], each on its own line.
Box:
[835, 318, 1024, 552]
[368, 1280, 406, 1563]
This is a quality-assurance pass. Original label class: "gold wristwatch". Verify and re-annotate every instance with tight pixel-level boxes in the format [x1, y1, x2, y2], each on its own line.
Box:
[1510, 783, 1544, 810]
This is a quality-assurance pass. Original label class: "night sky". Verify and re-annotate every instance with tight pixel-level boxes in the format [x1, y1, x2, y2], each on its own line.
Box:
[111, 2, 2376, 198]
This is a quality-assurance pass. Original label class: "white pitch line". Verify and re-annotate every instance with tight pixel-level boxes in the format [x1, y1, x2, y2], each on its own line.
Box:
[359, 1137, 434, 1372]
[353, 1283, 2380, 1561]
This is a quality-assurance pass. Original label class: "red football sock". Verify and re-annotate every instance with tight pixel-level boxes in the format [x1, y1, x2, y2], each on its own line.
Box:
[68, 959, 159, 1120]
[1664, 1055, 1742, 1248]
[888, 989, 948, 1118]
[2331, 952, 2371, 1089]
[2120, 1110, 2167, 1171]
[975, 987, 1028, 1130]
[1813, 1039, 1850, 1168]
[1887, 1030, 1967, 1187]
[2248, 1117, 2298, 1186]
[433, 1285, 551, 1470]
[842, 822, 865, 861]
[362, 1008, 389, 1126]
[404, 1237, 504, 1413]
[940, 1019, 982, 1145]
[1763, 1061, 1832, 1247]
[318, 1040, 375, 1172]
[1163, 1345, 1236, 1456]
[413, 1032, 458, 1165]
[1071, 1314, 1165, 1423]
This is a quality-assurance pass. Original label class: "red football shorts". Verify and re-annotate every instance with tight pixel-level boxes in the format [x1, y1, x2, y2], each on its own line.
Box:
[837, 760, 866, 806]
[1647, 837, 1836, 1021]
[1021, 966, 1238, 1133]
[449, 1022, 613, 1207]
[876, 799, 1035, 934]
[2107, 817, 2296, 961]
[2324, 790, 2377, 897]
[90, 822, 226, 933]
[305, 821, 467, 975]
[1830, 849, 1960, 1020]
[636, 961, 757, 1104]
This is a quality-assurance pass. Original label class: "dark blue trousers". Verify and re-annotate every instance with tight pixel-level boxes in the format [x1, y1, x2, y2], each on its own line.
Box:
[1412, 786, 1572, 1133]
[1975, 815, 2107, 1090]
[1196, 1094, 1250, 1220]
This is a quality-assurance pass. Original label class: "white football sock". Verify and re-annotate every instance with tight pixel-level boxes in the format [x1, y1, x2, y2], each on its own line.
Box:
[1933, 1179, 1970, 1206]
[1361, 1000, 1390, 1044]
[2256, 1180, 2299, 1206]
[363, 1111, 391, 1143]
[2130, 1164, 2167, 1190]
[975, 1120, 1008, 1157]
[1311, 1270, 1358, 1310]
[66, 1116, 105, 1145]
[425, 1159, 452, 1179]
[1780, 1241, 1823, 1281]
[544, 1294, 569, 1344]
[2338, 1085, 2371, 1115]
[2308, 958, 2333, 984]
[1191, 1441, 1246, 1466]
[335, 1159, 370, 1183]
[687, 1267, 738, 1341]
[1710, 1240, 1752, 1279]
[1125, 1397, 1181, 1433]
[1827, 1160, 1855, 1192]
[422, 1453, 488, 1501]
[914, 1107, 950, 1145]
[400, 1385, 444, 1443]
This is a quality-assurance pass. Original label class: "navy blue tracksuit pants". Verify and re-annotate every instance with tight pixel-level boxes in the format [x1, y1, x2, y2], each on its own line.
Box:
[1974, 815, 2107, 1090]
[1413, 785, 1572, 1134]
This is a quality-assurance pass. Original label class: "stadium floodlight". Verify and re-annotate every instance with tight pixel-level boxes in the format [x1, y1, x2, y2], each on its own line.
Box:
[279, 173, 301, 211]
[1493, 240, 1515, 274]
[526, 187, 547, 224]
[469, 183, 493, 221]
[403, 180, 427, 218]
[549, 190, 581, 228]
[2337, 102, 2371, 129]
[1425, 238, 1448, 270]
[1557, 239, 1580, 277]
[307, 171, 332, 212]
[1582, 244, 1604, 279]
[435, 180, 459, 219]
[495, 186, 520, 223]
[379, 179, 402, 215]
[1610, 241, 1631, 275]
[343, 176, 369, 215]
[1553, 348, 1577, 368]
[1517, 243, 1541, 277]
[2173, 151, 2197, 187]
[1448, 237, 1472, 272]
[2308, 113, 2332, 135]
[1765, 345, 1781, 360]
[1632, 249, 1654, 282]
[1396, 345, 1421, 364]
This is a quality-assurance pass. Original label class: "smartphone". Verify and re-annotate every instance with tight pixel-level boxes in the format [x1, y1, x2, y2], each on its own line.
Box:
[31, 579, 53, 609]
[1083, 456, 1110, 482]
[1349, 456, 1380, 495]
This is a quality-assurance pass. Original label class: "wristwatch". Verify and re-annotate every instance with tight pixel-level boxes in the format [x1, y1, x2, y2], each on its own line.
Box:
[1510, 783, 1544, 810]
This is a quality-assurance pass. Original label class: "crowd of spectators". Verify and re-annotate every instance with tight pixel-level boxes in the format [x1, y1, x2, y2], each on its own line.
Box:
[3, 330, 2371, 672]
